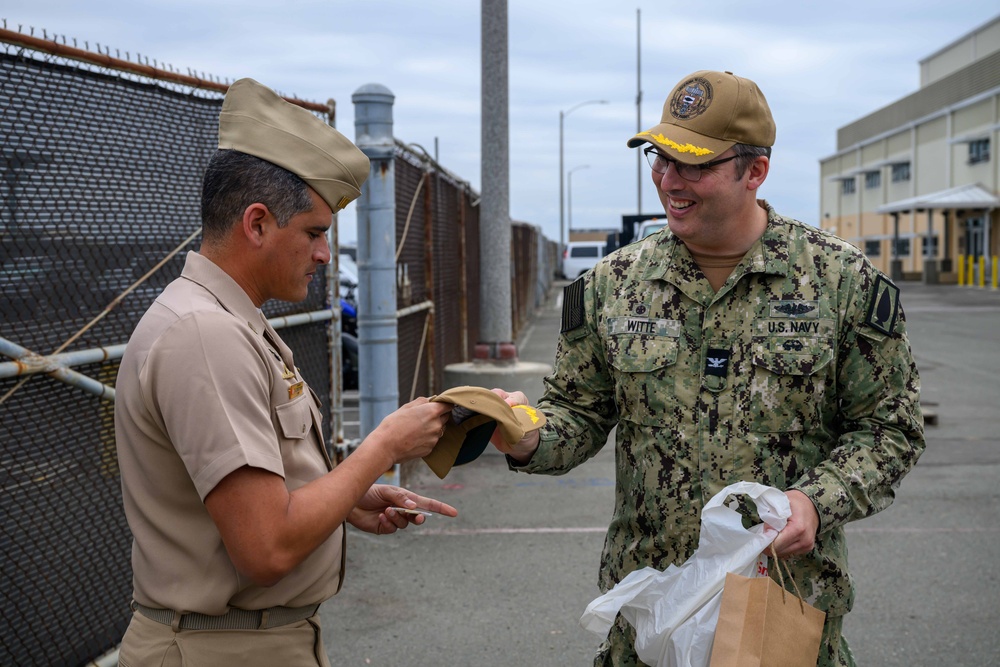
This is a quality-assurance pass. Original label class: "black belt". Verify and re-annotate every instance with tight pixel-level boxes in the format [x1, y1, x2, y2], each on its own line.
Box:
[131, 600, 320, 630]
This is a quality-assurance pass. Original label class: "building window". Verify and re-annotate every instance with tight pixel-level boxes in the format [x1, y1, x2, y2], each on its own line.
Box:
[864, 240, 881, 257]
[891, 163, 910, 182]
[864, 171, 880, 189]
[894, 238, 911, 257]
[922, 235, 939, 258]
[969, 138, 990, 164]
[841, 178, 856, 195]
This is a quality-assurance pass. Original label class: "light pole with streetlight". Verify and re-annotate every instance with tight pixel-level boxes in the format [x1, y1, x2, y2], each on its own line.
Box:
[560, 99, 607, 251]
[567, 164, 590, 233]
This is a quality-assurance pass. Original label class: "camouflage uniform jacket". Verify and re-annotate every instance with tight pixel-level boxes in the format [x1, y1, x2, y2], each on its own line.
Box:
[515, 202, 924, 616]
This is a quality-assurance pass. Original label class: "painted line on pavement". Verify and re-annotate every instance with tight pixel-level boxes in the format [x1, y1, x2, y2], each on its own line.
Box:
[413, 525, 1000, 537]
[416, 526, 607, 536]
[846, 526, 1000, 533]
[518, 323, 535, 350]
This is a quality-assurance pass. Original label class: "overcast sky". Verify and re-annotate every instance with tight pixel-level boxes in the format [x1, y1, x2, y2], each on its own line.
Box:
[5, 1, 998, 245]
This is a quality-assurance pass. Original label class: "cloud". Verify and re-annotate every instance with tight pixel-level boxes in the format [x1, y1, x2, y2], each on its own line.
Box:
[3, 0, 997, 243]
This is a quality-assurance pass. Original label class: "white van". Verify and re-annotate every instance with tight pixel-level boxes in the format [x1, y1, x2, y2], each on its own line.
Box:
[637, 219, 667, 239]
[561, 241, 605, 279]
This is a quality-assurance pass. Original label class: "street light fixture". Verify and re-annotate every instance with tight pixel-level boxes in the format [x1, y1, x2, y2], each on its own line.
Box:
[567, 164, 590, 233]
[560, 99, 607, 251]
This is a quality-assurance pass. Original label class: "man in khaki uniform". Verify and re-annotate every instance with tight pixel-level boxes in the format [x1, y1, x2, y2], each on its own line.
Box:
[114, 78, 456, 667]
[492, 71, 924, 666]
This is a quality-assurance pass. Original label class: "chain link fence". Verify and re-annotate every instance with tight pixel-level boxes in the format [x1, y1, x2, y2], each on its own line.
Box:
[391, 143, 557, 405]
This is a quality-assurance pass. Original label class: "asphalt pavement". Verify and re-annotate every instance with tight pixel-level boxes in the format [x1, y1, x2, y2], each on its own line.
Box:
[322, 279, 1000, 666]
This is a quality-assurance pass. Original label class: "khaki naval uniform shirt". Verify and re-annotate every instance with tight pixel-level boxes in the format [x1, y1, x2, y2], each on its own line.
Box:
[517, 202, 924, 619]
[115, 251, 344, 615]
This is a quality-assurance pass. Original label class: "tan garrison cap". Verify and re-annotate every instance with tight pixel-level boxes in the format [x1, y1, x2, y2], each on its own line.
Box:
[423, 386, 546, 479]
[218, 78, 370, 212]
[627, 70, 775, 164]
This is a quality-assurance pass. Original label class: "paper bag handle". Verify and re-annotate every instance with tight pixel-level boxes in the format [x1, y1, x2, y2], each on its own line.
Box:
[769, 544, 807, 615]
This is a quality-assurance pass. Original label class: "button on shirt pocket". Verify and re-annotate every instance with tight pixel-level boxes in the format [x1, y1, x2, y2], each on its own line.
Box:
[607, 318, 681, 426]
[275, 394, 313, 440]
[748, 335, 834, 433]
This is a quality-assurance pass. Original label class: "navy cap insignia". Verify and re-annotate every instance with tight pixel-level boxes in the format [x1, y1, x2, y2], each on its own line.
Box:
[670, 77, 713, 120]
[865, 275, 900, 335]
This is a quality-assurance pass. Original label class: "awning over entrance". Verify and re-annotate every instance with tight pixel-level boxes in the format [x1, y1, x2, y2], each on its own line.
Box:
[876, 183, 1000, 214]
[876, 183, 998, 284]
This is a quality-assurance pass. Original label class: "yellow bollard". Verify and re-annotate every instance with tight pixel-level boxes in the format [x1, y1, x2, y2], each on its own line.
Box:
[958, 254, 965, 286]
[979, 256, 986, 288]
[993, 256, 998, 290]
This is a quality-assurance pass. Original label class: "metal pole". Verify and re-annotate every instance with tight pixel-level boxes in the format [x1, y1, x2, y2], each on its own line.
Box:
[559, 110, 565, 252]
[479, 0, 515, 362]
[559, 100, 607, 253]
[636, 7, 642, 216]
[567, 165, 590, 232]
[352, 83, 399, 441]
[0, 336, 117, 400]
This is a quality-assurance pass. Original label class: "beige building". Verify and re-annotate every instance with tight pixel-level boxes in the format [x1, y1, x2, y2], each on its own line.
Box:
[819, 14, 1000, 285]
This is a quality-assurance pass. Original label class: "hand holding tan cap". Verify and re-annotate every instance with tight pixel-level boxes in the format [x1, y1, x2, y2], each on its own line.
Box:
[422, 386, 546, 479]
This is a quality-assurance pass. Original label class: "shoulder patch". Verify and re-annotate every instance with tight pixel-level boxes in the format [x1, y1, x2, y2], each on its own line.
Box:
[864, 274, 900, 335]
[560, 277, 585, 333]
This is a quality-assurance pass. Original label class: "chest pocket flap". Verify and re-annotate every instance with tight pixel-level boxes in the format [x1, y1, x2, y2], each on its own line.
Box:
[607, 317, 680, 372]
[276, 394, 313, 440]
[607, 317, 680, 426]
[749, 325, 834, 433]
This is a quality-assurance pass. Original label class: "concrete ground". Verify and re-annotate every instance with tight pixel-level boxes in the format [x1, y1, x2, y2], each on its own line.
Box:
[323, 280, 1000, 666]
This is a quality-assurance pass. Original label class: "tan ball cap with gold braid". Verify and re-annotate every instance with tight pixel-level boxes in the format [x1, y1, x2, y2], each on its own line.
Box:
[627, 70, 775, 164]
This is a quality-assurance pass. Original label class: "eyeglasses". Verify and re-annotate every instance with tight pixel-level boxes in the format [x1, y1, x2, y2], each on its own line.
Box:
[643, 146, 739, 182]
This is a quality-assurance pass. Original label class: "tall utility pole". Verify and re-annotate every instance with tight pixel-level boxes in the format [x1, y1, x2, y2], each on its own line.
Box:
[444, 0, 555, 403]
[567, 164, 590, 231]
[559, 99, 607, 251]
[636, 8, 642, 216]
[478, 0, 515, 362]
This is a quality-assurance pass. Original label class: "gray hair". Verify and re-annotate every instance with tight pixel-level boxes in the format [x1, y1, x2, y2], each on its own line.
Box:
[732, 144, 771, 179]
[201, 149, 313, 242]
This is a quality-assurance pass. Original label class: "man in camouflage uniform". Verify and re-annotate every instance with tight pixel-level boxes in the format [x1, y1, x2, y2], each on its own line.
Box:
[492, 71, 924, 666]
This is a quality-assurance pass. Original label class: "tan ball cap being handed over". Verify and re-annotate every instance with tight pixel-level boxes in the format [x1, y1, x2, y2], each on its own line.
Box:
[423, 386, 546, 479]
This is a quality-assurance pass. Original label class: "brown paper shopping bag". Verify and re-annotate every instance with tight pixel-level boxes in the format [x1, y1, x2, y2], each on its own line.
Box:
[708, 554, 826, 667]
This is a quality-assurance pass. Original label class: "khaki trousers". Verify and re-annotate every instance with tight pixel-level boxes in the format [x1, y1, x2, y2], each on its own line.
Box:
[118, 611, 330, 667]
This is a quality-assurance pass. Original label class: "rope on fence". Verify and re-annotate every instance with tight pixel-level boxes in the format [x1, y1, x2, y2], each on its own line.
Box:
[0, 227, 202, 406]
[409, 309, 433, 402]
[395, 170, 431, 263]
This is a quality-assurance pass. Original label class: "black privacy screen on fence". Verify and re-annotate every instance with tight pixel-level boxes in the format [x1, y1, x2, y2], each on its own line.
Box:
[0, 45, 335, 666]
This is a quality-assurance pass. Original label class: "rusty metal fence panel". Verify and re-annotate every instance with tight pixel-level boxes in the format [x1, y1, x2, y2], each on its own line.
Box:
[0, 39, 335, 666]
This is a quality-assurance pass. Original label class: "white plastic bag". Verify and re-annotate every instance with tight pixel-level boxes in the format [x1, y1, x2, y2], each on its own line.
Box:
[579, 481, 791, 667]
